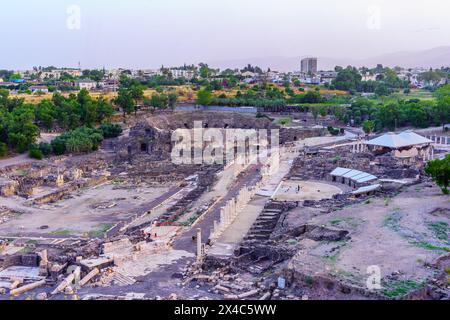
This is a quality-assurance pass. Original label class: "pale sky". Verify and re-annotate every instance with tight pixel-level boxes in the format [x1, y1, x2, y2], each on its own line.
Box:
[1, 0, 449, 69]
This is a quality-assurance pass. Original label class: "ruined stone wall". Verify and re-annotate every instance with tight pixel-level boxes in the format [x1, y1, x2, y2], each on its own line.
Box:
[279, 127, 326, 144]
[32, 174, 109, 205]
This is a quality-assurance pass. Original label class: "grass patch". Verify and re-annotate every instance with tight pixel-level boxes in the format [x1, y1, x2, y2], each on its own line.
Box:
[382, 279, 423, 298]
[329, 217, 361, 229]
[383, 211, 402, 231]
[413, 241, 450, 252]
[277, 117, 292, 126]
[323, 241, 348, 265]
[331, 156, 341, 164]
[87, 223, 114, 238]
[179, 214, 200, 226]
[427, 221, 449, 241]
[329, 218, 344, 226]
[51, 229, 74, 236]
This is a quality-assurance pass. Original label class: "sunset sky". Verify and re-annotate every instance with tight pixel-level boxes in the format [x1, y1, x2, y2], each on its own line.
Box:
[2, 0, 449, 69]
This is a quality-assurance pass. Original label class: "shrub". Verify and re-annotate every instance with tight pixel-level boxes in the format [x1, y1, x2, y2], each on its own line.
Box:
[100, 123, 123, 138]
[51, 127, 104, 155]
[0, 142, 7, 157]
[29, 147, 43, 160]
[51, 137, 67, 155]
[38, 142, 53, 156]
[327, 126, 340, 136]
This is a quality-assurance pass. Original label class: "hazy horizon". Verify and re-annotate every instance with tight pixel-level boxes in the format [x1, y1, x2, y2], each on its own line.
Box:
[1, 0, 449, 70]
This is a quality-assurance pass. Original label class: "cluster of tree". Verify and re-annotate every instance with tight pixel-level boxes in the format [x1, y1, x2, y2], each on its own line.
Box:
[0, 89, 115, 155]
[81, 69, 105, 82]
[114, 80, 145, 118]
[0, 70, 14, 81]
[145, 75, 187, 88]
[0, 90, 40, 153]
[144, 92, 177, 110]
[202, 84, 288, 108]
[36, 89, 115, 130]
[331, 66, 408, 95]
[199, 63, 218, 79]
[29, 123, 122, 159]
[50, 127, 104, 155]
[418, 70, 447, 89]
[343, 86, 450, 131]
[288, 91, 326, 104]
[99, 123, 123, 138]
[241, 64, 263, 74]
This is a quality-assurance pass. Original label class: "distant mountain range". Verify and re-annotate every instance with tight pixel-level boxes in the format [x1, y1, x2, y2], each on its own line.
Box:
[209, 46, 450, 71]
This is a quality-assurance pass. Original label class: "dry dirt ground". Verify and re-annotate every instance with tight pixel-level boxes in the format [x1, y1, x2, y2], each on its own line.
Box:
[284, 182, 450, 297]
[273, 180, 343, 202]
[0, 182, 169, 238]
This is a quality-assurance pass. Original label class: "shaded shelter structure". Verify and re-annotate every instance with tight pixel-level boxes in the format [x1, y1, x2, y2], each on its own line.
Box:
[364, 131, 433, 161]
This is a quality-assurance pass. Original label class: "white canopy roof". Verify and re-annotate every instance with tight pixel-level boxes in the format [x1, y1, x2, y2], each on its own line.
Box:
[330, 167, 377, 183]
[364, 131, 432, 149]
[397, 130, 433, 145]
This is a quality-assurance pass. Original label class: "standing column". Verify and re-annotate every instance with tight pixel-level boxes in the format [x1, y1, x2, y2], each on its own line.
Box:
[196, 228, 202, 262]
[213, 220, 219, 236]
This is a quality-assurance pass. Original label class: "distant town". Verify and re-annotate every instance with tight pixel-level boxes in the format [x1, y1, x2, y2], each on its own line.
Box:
[1, 58, 449, 96]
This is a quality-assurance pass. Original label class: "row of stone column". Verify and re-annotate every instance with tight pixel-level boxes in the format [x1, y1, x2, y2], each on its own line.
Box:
[210, 186, 255, 242]
[427, 135, 449, 145]
[352, 140, 367, 154]
[196, 147, 283, 261]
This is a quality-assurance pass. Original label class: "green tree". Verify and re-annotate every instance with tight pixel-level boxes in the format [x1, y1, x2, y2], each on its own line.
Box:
[129, 84, 145, 115]
[425, 155, 450, 194]
[115, 88, 134, 122]
[362, 120, 375, 135]
[0, 142, 7, 157]
[332, 67, 362, 92]
[196, 89, 213, 106]
[100, 123, 123, 138]
[167, 93, 178, 109]
[311, 107, 319, 123]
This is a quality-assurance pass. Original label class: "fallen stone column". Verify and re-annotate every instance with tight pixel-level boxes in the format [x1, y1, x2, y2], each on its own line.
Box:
[51, 273, 75, 295]
[10, 279, 46, 296]
[237, 289, 259, 299]
[259, 292, 271, 300]
[79, 268, 100, 287]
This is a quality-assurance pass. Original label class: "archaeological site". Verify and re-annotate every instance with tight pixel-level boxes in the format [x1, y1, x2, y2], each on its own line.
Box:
[0, 109, 448, 302]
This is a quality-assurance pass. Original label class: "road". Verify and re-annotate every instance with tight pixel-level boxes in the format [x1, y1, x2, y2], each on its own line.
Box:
[0, 153, 36, 169]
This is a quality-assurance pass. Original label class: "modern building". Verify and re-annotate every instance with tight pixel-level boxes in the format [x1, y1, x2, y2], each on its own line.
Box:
[319, 71, 337, 85]
[29, 85, 49, 94]
[301, 57, 318, 75]
[74, 79, 97, 90]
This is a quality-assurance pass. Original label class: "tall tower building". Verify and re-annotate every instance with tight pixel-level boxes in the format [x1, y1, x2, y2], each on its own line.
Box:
[301, 57, 318, 74]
